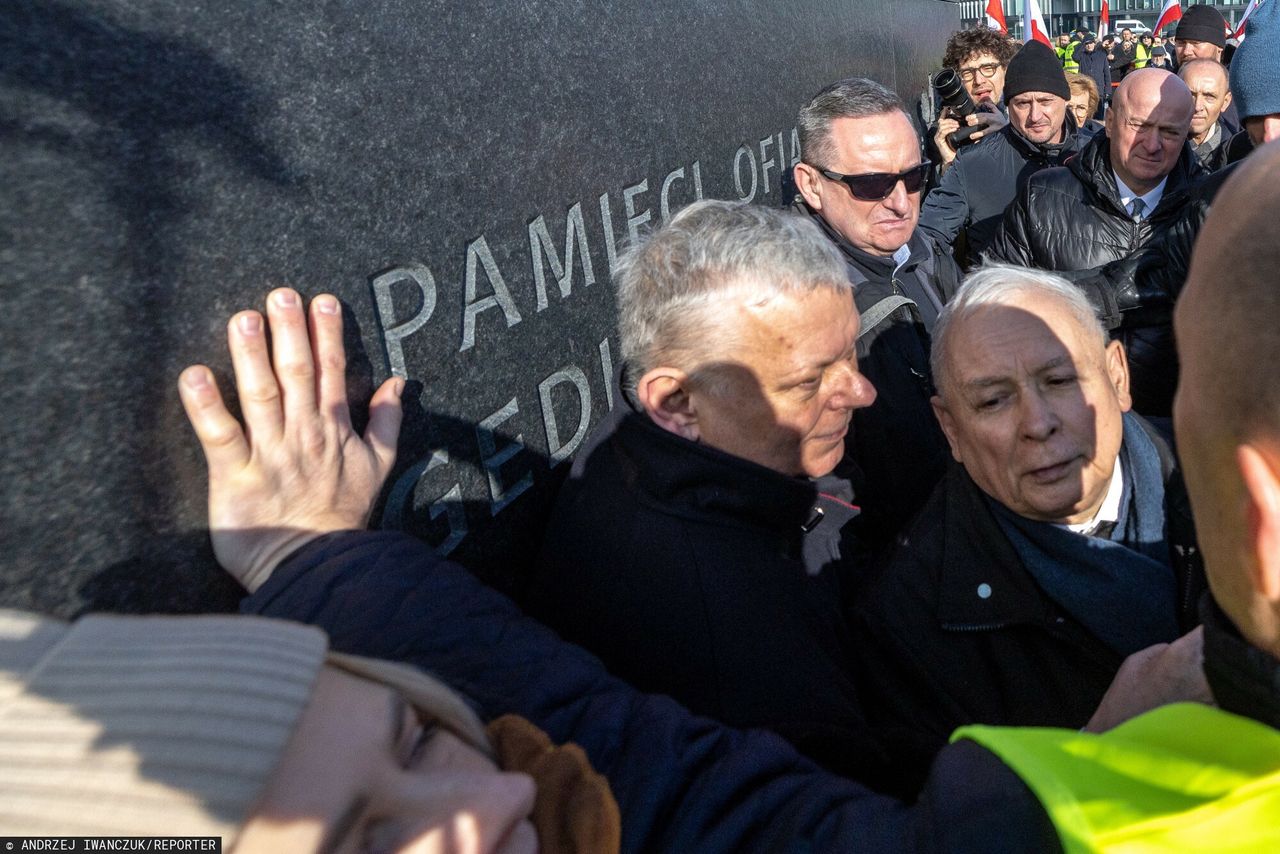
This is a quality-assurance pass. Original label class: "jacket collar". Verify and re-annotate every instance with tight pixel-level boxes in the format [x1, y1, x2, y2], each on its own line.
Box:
[793, 197, 931, 289]
[935, 417, 1183, 631]
[1068, 133, 1204, 217]
[934, 462, 1058, 630]
[609, 372, 820, 538]
[1203, 597, 1280, 730]
[1002, 112, 1080, 163]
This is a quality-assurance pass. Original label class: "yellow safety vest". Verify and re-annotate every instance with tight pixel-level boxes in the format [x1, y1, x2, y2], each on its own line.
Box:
[954, 703, 1280, 853]
[1063, 40, 1081, 73]
[1133, 42, 1151, 69]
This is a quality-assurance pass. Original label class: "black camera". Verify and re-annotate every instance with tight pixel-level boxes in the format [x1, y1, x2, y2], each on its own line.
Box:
[932, 69, 989, 149]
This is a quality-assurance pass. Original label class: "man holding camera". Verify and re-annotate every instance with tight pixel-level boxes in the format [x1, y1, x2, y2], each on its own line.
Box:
[928, 29, 1015, 173]
[920, 41, 1081, 268]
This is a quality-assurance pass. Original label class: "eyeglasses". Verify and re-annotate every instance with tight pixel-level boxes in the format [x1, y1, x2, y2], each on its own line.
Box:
[819, 163, 932, 201]
[957, 62, 1002, 82]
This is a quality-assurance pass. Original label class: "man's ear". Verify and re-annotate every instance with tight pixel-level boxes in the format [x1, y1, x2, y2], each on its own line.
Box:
[793, 162, 825, 211]
[1238, 443, 1280, 605]
[636, 366, 700, 441]
[931, 394, 964, 463]
[1222, 90, 1234, 113]
[1105, 339, 1133, 412]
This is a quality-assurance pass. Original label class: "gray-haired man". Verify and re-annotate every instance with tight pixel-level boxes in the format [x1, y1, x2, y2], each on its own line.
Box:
[850, 264, 1206, 793]
[522, 199, 900, 790]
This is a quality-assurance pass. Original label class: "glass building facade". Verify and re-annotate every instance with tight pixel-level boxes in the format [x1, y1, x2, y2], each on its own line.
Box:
[956, 1, 1250, 40]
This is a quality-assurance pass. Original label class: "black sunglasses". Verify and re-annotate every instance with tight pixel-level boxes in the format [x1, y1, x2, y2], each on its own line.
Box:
[819, 163, 932, 201]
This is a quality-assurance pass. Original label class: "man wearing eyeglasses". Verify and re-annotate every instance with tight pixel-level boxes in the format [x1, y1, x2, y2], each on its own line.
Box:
[791, 77, 962, 544]
[920, 41, 1083, 269]
[928, 29, 1016, 172]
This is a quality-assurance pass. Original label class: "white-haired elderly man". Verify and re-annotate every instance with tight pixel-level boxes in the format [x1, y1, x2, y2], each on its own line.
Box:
[520, 200, 906, 791]
[850, 264, 1207, 794]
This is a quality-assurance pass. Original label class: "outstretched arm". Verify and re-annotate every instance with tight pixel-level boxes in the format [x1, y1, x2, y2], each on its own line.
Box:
[178, 287, 403, 591]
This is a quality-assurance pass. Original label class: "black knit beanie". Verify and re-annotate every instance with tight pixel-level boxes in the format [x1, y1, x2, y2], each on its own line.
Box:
[1003, 41, 1071, 101]
[1175, 5, 1227, 48]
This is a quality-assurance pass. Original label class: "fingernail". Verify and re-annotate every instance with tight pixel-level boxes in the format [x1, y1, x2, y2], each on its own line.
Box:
[274, 289, 299, 307]
[237, 313, 262, 335]
[393, 377, 405, 398]
[315, 295, 340, 315]
[182, 367, 211, 389]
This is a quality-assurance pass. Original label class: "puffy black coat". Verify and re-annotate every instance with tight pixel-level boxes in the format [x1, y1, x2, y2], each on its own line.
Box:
[920, 121, 1082, 267]
[245, 528, 1065, 853]
[798, 201, 961, 545]
[984, 133, 1205, 416]
[521, 381, 898, 790]
[849, 417, 1206, 795]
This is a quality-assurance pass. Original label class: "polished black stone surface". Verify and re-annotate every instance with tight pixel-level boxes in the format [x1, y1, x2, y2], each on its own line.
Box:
[1, 0, 959, 616]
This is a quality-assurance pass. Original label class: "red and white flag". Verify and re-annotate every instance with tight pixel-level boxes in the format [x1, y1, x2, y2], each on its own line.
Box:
[1154, 0, 1183, 35]
[1098, 0, 1110, 38]
[1024, 0, 1052, 46]
[985, 0, 1008, 34]
[1233, 0, 1264, 40]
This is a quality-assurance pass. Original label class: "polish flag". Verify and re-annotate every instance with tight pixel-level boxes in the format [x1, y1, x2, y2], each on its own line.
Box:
[985, 0, 1008, 34]
[1233, 0, 1263, 40]
[1098, 0, 1110, 38]
[1024, 0, 1052, 46]
[1154, 0, 1183, 35]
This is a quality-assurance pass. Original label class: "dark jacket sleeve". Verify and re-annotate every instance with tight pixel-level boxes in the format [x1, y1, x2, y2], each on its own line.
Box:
[982, 180, 1036, 267]
[919, 156, 971, 248]
[241, 531, 920, 853]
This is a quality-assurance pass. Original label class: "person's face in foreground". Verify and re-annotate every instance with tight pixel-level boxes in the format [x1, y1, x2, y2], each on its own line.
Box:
[237, 667, 538, 853]
[958, 51, 1007, 106]
[692, 286, 876, 478]
[933, 293, 1131, 524]
[1008, 90, 1068, 144]
[1106, 75, 1191, 193]
[814, 110, 923, 256]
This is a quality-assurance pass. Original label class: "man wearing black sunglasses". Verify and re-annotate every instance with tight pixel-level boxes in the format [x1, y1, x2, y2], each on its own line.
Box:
[791, 77, 961, 545]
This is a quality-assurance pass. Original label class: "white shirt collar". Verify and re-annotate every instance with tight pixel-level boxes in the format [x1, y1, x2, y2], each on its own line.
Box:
[1113, 171, 1168, 217]
[1060, 455, 1125, 535]
[891, 243, 912, 272]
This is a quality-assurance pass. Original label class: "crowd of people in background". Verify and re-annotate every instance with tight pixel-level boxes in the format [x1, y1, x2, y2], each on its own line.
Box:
[4, 3, 1280, 852]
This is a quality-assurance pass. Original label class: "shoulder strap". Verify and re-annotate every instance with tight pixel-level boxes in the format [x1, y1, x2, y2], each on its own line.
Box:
[858, 294, 916, 338]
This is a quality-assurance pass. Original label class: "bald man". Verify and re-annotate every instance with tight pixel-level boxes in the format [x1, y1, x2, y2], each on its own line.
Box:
[1179, 59, 1233, 171]
[985, 68, 1202, 416]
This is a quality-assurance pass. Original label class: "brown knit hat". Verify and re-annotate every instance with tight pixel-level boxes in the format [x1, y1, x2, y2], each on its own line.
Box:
[0, 610, 328, 845]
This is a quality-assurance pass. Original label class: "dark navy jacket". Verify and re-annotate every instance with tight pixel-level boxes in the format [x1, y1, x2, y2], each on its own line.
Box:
[242, 530, 1062, 853]
[521, 378, 893, 789]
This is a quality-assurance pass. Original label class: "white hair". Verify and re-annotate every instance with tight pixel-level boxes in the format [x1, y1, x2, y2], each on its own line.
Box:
[615, 199, 851, 389]
[932, 263, 1108, 398]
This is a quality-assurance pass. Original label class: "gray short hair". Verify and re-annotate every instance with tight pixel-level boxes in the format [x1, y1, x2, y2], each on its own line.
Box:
[616, 199, 851, 384]
[932, 264, 1108, 398]
[798, 78, 909, 169]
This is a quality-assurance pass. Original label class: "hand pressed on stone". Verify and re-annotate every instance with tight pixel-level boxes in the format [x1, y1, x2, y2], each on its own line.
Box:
[179, 288, 403, 592]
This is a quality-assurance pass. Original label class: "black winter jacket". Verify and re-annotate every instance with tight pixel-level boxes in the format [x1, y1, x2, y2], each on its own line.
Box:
[920, 121, 1082, 267]
[985, 133, 1204, 416]
[798, 201, 961, 545]
[244, 529, 1065, 853]
[522, 382, 897, 789]
[849, 417, 1206, 795]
